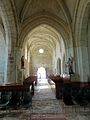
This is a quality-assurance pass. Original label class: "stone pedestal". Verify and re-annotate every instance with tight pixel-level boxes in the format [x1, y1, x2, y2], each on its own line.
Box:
[70, 73, 80, 81]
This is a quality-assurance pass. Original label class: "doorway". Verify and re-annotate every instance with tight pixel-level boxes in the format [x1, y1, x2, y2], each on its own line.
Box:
[37, 67, 48, 87]
[37, 67, 46, 79]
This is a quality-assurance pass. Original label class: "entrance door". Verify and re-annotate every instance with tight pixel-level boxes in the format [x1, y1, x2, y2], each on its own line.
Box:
[37, 67, 46, 79]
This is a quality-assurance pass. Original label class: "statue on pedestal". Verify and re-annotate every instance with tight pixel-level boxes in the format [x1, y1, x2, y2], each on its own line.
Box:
[21, 56, 24, 69]
[67, 56, 74, 75]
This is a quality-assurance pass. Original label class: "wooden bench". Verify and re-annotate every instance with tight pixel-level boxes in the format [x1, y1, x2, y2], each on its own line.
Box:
[23, 75, 37, 95]
[0, 84, 30, 92]
[0, 83, 33, 109]
[48, 76, 63, 99]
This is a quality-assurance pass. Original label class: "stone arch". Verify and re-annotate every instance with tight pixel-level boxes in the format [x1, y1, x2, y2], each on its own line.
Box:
[0, 1, 17, 50]
[17, 12, 74, 79]
[75, 0, 90, 46]
[0, 1, 17, 82]
[18, 12, 73, 50]
[74, 0, 90, 81]
[0, 24, 6, 83]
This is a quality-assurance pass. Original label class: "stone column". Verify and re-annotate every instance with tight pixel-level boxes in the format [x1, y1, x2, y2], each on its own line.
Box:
[15, 47, 22, 83]
[7, 49, 16, 83]
[87, 20, 90, 81]
[76, 44, 89, 82]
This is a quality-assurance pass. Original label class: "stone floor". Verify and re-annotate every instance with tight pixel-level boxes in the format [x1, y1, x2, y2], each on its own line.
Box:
[0, 79, 90, 120]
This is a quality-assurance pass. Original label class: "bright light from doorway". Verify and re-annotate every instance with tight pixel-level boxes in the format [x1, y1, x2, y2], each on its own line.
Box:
[37, 67, 48, 88]
[39, 48, 44, 53]
[37, 67, 46, 79]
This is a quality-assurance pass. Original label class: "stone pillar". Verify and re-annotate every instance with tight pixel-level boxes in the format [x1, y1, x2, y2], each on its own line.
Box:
[4, 45, 8, 83]
[7, 47, 25, 83]
[87, 20, 90, 81]
[76, 45, 89, 82]
[7, 49, 16, 83]
[15, 47, 22, 83]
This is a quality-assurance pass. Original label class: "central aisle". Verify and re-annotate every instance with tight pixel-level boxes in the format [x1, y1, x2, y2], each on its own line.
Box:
[0, 79, 90, 120]
[32, 79, 56, 100]
[31, 79, 65, 119]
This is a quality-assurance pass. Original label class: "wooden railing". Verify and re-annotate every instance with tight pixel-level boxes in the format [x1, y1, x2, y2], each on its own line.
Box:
[0, 84, 30, 92]
[48, 75, 90, 99]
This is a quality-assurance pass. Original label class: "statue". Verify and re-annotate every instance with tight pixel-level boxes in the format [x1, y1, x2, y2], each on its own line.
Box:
[21, 56, 24, 69]
[67, 56, 74, 75]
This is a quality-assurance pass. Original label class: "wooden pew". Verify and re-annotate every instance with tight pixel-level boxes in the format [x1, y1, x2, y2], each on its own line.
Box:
[30, 75, 37, 85]
[0, 83, 32, 108]
[23, 76, 37, 85]
[48, 75, 63, 99]
[23, 75, 37, 95]
[49, 74, 90, 105]
[0, 84, 30, 92]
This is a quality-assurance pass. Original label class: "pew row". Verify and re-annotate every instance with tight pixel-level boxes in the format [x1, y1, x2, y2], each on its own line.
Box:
[48, 75, 90, 106]
[0, 84, 30, 91]
[48, 76, 63, 99]
[0, 83, 32, 110]
[23, 75, 37, 95]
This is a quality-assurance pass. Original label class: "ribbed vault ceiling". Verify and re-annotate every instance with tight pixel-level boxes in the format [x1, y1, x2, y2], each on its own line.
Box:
[26, 24, 61, 55]
[13, 0, 77, 23]
[12, 0, 78, 49]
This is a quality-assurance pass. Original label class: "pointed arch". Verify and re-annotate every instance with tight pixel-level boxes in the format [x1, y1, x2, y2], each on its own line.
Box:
[18, 12, 72, 50]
